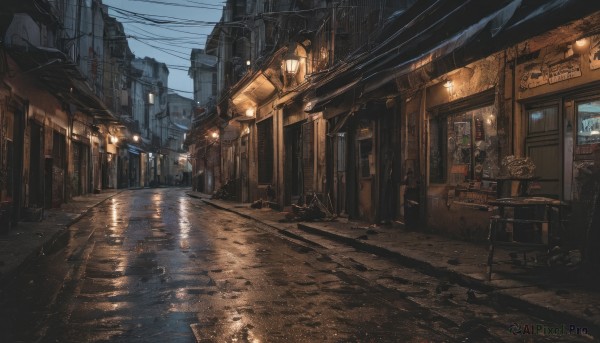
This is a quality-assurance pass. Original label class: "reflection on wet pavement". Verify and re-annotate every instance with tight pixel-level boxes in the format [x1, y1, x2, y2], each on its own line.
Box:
[0, 189, 470, 342]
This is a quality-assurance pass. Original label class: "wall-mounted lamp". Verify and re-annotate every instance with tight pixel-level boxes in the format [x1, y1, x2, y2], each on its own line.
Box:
[148, 92, 155, 105]
[575, 38, 589, 48]
[283, 44, 300, 75]
[110, 135, 118, 144]
[245, 108, 255, 117]
[211, 131, 219, 139]
[133, 134, 139, 142]
[572, 37, 590, 56]
[443, 80, 453, 88]
[246, 60, 251, 67]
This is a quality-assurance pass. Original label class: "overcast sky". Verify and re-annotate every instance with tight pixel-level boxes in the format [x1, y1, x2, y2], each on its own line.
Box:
[102, 0, 225, 98]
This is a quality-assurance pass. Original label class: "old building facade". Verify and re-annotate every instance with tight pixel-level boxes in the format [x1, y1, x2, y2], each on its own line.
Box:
[189, 0, 600, 263]
[0, 0, 172, 231]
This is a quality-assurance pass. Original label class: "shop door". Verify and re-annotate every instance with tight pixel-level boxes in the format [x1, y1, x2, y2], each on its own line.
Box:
[73, 142, 82, 196]
[284, 123, 303, 205]
[525, 105, 561, 198]
[29, 121, 44, 207]
[302, 121, 315, 197]
[357, 136, 374, 220]
[72, 142, 90, 195]
[52, 131, 66, 207]
[9, 109, 24, 223]
[335, 133, 347, 215]
[240, 135, 249, 202]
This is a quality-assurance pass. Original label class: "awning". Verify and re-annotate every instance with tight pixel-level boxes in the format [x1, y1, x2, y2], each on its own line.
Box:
[8, 46, 116, 121]
[230, 72, 277, 115]
[304, 0, 600, 115]
[305, 79, 360, 113]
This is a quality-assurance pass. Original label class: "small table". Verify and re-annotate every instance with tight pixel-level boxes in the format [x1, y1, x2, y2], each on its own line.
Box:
[487, 196, 566, 280]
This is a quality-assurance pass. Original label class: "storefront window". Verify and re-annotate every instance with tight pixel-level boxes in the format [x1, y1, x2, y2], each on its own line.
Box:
[430, 105, 498, 184]
[577, 100, 600, 145]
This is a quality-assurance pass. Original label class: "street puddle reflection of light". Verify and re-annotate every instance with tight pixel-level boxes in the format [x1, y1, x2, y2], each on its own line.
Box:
[178, 196, 191, 249]
[227, 319, 261, 343]
[152, 192, 163, 207]
[106, 198, 132, 294]
[111, 198, 118, 226]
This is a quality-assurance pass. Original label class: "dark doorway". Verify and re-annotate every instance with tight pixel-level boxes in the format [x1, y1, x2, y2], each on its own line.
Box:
[284, 122, 303, 205]
[29, 121, 44, 208]
[51, 131, 66, 207]
[4, 107, 24, 226]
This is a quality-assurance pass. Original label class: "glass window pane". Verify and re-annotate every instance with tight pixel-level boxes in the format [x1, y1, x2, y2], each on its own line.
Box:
[545, 107, 558, 131]
[448, 116, 472, 185]
[528, 106, 558, 134]
[577, 100, 600, 145]
[529, 110, 545, 133]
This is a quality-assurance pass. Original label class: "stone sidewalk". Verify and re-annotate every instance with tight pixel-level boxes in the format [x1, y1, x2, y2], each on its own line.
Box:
[186, 191, 600, 335]
[0, 189, 123, 283]
[1, 187, 598, 336]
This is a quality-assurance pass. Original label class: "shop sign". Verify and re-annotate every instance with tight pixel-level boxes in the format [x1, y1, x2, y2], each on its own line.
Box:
[590, 35, 600, 70]
[520, 63, 548, 90]
[548, 58, 581, 84]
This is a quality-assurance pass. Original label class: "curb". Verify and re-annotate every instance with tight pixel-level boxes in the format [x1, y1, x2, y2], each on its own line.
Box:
[297, 222, 600, 333]
[195, 197, 600, 334]
[199, 199, 327, 248]
[297, 222, 491, 290]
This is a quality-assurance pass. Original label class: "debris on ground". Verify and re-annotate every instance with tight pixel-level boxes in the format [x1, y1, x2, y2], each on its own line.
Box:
[547, 247, 582, 267]
[279, 193, 336, 222]
[250, 199, 279, 210]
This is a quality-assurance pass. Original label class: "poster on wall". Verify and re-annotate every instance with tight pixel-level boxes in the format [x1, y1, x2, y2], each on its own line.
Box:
[590, 35, 600, 70]
[548, 58, 581, 84]
[520, 63, 548, 90]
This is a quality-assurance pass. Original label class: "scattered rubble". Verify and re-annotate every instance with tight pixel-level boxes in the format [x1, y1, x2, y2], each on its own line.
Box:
[547, 247, 582, 267]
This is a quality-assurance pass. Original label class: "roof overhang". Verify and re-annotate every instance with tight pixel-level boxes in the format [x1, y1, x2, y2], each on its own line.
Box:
[9, 46, 116, 121]
[230, 72, 277, 114]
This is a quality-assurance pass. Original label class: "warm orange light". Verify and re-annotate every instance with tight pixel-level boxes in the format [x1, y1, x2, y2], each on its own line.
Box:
[575, 38, 588, 47]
